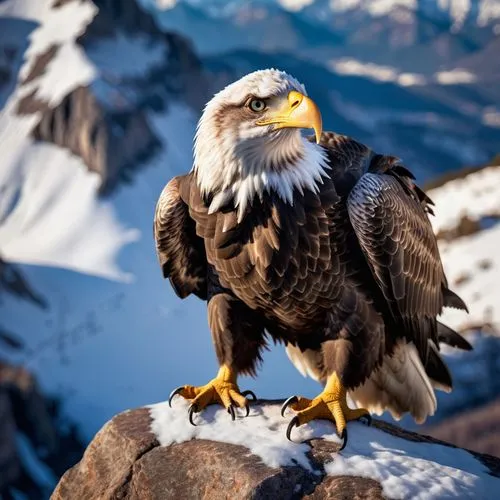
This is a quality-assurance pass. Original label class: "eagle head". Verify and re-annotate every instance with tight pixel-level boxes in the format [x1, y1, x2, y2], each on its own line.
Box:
[193, 69, 329, 220]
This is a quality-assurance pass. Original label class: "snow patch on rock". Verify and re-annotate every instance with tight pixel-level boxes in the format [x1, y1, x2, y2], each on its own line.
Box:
[150, 400, 499, 499]
[150, 400, 322, 470]
[277, 0, 315, 12]
[324, 422, 498, 499]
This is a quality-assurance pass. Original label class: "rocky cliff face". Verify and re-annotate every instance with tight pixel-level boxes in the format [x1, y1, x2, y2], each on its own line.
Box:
[52, 401, 500, 500]
[16, 0, 207, 194]
[0, 361, 85, 499]
[0, 383, 20, 496]
[0, 257, 85, 498]
[27, 85, 161, 195]
[0, 254, 45, 352]
[0, 254, 47, 313]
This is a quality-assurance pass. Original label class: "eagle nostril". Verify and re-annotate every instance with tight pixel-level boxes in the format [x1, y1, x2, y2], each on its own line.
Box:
[291, 99, 300, 109]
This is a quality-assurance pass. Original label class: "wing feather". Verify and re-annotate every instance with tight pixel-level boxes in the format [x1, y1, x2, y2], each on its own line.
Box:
[347, 172, 446, 358]
[154, 175, 207, 300]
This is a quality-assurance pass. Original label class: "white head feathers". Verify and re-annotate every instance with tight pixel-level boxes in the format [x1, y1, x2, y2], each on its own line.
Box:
[193, 68, 330, 221]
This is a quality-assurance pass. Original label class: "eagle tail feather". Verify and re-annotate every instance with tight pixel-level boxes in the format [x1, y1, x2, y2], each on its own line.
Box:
[442, 287, 469, 312]
[437, 321, 473, 351]
[349, 341, 437, 424]
[285, 344, 323, 382]
[424, 342, 453, 393]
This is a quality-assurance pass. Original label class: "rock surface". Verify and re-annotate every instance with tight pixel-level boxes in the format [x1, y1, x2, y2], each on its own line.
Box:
[52, 401, 500, 500]
[0, 254, 47, 310]
[0, 362, 58, 498]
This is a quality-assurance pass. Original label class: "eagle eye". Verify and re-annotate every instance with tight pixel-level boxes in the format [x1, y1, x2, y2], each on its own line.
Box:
[248, 98, 266, 112]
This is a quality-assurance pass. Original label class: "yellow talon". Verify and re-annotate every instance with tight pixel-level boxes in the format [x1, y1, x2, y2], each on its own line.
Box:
[282, 372, 371, 449]
[168, 365, 255, 424]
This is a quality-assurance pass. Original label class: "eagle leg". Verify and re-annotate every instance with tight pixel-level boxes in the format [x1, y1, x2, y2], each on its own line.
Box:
[282, 372, 371, 449]
[168, 365, 255, 424]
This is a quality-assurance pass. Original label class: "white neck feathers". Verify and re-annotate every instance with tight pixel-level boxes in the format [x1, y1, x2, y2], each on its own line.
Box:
[193, 136, 330, 222]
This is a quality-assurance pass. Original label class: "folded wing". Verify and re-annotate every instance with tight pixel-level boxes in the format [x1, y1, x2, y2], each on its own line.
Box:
[154, 175, 207, 300]
[347, 169, 463, 361]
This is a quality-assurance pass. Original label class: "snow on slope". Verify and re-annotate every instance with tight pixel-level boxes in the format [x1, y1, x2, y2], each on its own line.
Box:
[429, 165, 500, 332]
[0, 3, 216, 433]
[0, 142, 139, 281]
[2, 0, 97, 106]
[328, 58, 426, 86]
[0, 0, 153, 280]
[328, 58, 478, 87]
[151, 400, 499, 499]
[0, 105, 210, 439]
[278, 0, 315, 12]
[0, 0, 97, 231]
[307, 0, 500, 29]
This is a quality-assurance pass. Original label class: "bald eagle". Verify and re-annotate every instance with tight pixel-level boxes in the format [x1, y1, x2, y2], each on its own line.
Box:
[155, 69, 471, 448]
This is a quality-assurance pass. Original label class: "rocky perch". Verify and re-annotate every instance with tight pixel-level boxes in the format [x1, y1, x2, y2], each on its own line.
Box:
[52, 400, 500, 499]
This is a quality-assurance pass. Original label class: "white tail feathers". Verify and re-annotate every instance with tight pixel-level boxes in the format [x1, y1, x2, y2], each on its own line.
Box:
[286, 344, 323, 382]
[350, 341, 437, 424]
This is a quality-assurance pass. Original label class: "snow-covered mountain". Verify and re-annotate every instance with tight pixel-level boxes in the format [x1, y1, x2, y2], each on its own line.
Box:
[147, 0, 500, 48]
[295, 0, 500, 29]
[150, 0, 500, 29]
[1, 0, 500, 494]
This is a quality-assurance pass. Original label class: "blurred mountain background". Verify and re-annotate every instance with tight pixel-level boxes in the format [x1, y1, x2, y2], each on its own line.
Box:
[0, 0, 499, 497]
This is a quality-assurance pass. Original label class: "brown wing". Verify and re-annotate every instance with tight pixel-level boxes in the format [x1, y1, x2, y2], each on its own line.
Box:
[154, 174, 207, 300]
[347, 171, 450, 359]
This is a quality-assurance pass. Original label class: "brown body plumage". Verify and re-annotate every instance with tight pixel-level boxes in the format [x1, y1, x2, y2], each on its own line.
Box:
[154, 69, 470, 440]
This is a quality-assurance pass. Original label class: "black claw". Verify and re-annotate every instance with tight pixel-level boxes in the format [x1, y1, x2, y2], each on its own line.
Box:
[188, 404, 198, 426]
[228, 404, 236, 421]
[235, 404, 249, 418]
[168, 386, 184, 408]
[286, 416, 300, 442]
[241, 390, 257, 401]
[281, 396, 298, 417]
[339, 428, 348, 451]
[360, 413, 372, 426]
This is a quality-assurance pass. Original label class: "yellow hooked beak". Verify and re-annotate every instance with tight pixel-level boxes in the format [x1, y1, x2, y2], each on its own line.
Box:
[256, 90, 323, 144]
